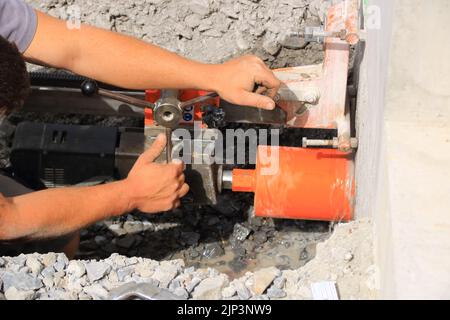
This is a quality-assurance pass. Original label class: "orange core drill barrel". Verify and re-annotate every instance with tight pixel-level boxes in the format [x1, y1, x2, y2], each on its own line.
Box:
[230, 146, 355, 221]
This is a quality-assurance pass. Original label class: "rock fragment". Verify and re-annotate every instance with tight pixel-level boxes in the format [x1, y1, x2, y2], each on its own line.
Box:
[85, 261, 111, 282]
[253, 267, 281, 295]
[192, 275, 228, 300]
[5, 287, 36, 300]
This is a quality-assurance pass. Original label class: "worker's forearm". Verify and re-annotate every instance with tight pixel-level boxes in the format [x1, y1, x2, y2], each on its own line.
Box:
[70, 25, 219, 91]
[0, 181, 130, 240]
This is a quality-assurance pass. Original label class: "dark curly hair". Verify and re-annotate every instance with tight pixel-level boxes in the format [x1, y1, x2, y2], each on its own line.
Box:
[0, 35, 30, 115]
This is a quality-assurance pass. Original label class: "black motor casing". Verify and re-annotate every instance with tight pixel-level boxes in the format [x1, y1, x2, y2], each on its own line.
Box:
[10, 122, 118, 189]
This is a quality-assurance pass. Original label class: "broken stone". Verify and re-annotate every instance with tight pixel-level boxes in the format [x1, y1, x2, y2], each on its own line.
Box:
[273, 276, 287, 289]
[202, 242, 225, 259]
[123, 221, 144, 234]
[185, 13, 202, 28]
[104, 270, 117, 283]
[54, 254, 68, 272]
[83, 284, 109, 300]
[253, 267, 281, 295]
[262, 37, 281, 55]
[253, 231, 268, 245]
[188, 0, 210, 16]
[11, 254, 27, 267]
[203, 29, 223, 38]
[40, 266, 55, 278]
[1, 271, 43, 291]
[135, 261, 157, 278]
[233, 281, 252, 300]
[141, 220, 154, 231]
[192, 275, 228, 300]
[181, 232, 200, 246]
[85, 261, 111, 282]
[235, 32, 250, 51]
[267, 287, 287, 299]
[116, 234, 136, 248]
[52, 271, 67, 288]
[107, 223, 127, 236]
[169, 278, 182, 291]
[231, 223, 251, 242]
[185, 277, 202, 293]
[94, 235, 107, 245]
[26, 257, 43, 275]
[78, 292, 92, 300]
[4, 287, 36, 300]
[152, 265, 178, 288]
[41, 253, 57, 267]
[67, 278, 83, 293]
[220, 5, 239, 19]
[222, 286, 237, 299]
[67, 261, 86, 278]
[173, 287, 189, 299]
[42, 276, 54, 288]
[117, 266, 135, 282]
[0, 257, 5, 267]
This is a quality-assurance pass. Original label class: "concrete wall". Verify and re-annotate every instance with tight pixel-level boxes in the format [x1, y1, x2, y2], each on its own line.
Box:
[356, 0, 450, 299]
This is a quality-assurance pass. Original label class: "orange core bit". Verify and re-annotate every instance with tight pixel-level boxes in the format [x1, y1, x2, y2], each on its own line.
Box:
[232, 146, 355, 222]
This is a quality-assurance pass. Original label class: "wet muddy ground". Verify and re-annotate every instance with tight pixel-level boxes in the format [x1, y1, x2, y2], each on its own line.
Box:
[76, 193, 331, 279]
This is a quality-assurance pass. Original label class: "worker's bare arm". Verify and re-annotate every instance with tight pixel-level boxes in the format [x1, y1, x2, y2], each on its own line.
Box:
[0, 134, 188, 241]
[24, 11, 280, 110]
[0, 181, 129, 240]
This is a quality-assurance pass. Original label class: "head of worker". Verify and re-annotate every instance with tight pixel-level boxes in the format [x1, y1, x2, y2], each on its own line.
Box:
[0, 36, 30, 119]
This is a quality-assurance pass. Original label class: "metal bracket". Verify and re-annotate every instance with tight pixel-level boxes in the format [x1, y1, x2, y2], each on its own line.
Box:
[108, 282, 186, 300]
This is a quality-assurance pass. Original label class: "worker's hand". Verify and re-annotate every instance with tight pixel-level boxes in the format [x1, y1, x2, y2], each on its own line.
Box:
[124, 134, 189, 213]
[214, 55, 281, 110]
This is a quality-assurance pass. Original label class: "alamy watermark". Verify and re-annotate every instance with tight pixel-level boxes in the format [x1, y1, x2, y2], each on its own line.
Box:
[170, 122, 280, 176]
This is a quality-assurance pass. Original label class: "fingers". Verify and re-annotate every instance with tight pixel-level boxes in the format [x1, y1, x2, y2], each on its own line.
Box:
[177, 173, 185, 187]
[171, 158, 186, 174]
[238, 90, 277, 110]
[255, 86, 267, 95]
[255, 70, 281, 100]
[135, 133, 167, 165]
[178, 183, 190, 198]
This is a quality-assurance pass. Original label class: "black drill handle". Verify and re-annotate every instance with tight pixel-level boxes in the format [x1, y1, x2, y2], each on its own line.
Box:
[81, 79, 99, 97]
[80, 80, 154, 110]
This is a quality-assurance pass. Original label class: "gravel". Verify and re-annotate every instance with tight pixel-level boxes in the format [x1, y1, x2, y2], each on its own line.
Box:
[25, 0, 326, 72]
[0, 219, 376, 300]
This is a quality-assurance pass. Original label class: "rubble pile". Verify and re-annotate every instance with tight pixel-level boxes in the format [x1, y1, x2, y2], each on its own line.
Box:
[0, 219, 376, 300]
[26, 0, 329, 69]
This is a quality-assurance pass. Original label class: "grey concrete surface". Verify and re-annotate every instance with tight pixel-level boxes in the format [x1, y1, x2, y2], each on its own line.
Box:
[356, 0, 450, 299]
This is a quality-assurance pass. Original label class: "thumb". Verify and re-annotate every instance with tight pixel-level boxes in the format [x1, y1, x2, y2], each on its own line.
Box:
[135, 133, 167, 165]
[238, 91, 276, 110]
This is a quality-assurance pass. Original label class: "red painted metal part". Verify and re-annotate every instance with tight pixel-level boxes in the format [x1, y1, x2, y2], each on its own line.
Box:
[144, 89, 218, 127]
[232, 146, 355, 222]
[274, 0, 358, 133]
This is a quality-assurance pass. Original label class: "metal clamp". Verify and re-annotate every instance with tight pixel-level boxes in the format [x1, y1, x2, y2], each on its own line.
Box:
[108, 282, 186, 300]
